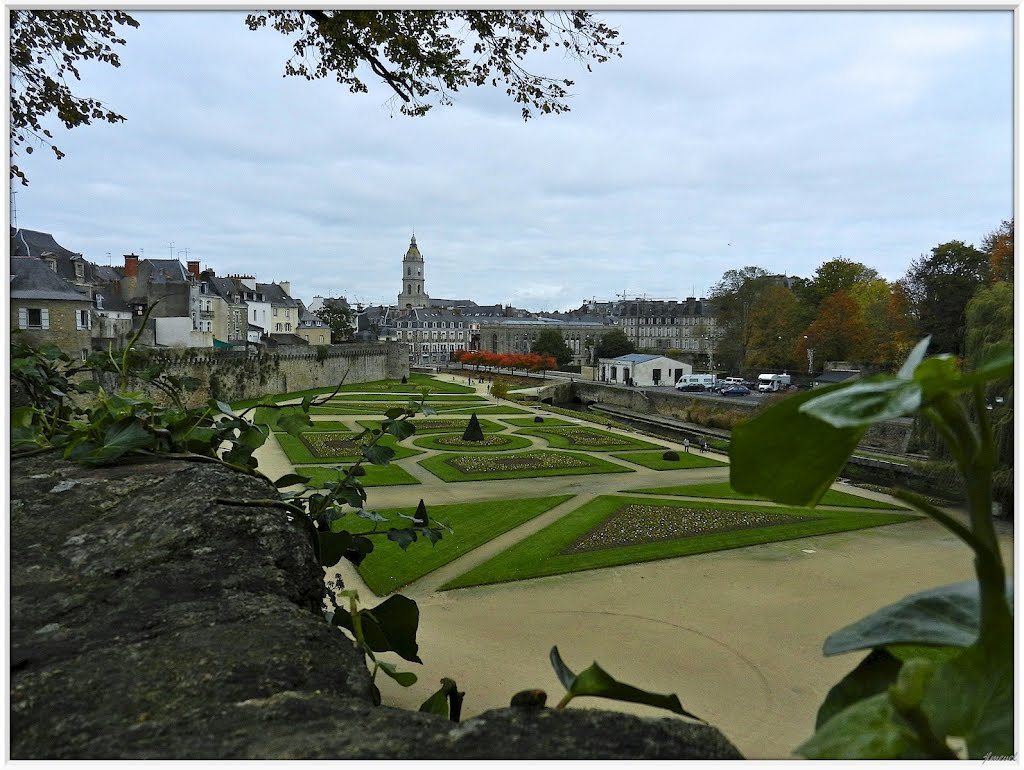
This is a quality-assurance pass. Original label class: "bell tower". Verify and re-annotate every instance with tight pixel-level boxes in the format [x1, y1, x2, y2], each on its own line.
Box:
[397, 234, 429, 309]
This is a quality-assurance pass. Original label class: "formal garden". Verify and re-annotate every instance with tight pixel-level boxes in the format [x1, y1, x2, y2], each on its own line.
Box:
[247, 372, 921, 596]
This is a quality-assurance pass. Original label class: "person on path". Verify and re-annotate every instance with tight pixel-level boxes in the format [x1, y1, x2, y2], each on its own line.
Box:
[700, 440, 708, 453]
[683, 438, 690, 453]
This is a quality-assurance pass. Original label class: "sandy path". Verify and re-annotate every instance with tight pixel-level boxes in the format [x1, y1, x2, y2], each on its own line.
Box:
[249, 376, 1014, 759]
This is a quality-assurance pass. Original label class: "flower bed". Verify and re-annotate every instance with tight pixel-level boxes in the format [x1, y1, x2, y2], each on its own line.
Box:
[562, 504, 810, 553]
[411, 433, 534, 452]
[419, 450, 633, 482]
[514, 425, 663, 451]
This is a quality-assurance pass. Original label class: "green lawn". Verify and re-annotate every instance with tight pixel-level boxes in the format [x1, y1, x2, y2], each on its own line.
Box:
[442, 405, 532, 415]
[629, 481, 907, 510]
[296, 463, 420, 488]
[513, 425, 665, 452]
[348, 495, 574, 594]
[331, 373, 476, 394]
[411, 433, 535, 452]
[309, 403, 426, 416]
[326, 393, 487, 402]
[442, 495, 919, 590]
[610, 451, 728, 470]
[418, 450, 634, 482]
[358, 417, 506, 435]
[274, 432, 422, 465]
[499, 417, 577, 427]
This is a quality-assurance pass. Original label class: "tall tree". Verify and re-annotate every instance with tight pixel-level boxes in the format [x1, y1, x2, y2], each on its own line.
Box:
[594, 328, 635, 361]
[982, 219, 1013, 283]
[708, 266, 774, 372]
[531, 329, 573, 367]
[9, 10, 139, 184]
[12, 10, 623, 183]
[848, 279, 916, 371]
[901, 240, 988, 356]
[797, 290, 869, 370]
[809, 257, 880, 301]
[743, 284, 799, 371]
[316, 302, 354, 343]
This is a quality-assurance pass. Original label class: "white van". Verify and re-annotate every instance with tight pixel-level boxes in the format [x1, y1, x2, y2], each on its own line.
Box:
[675, 373, 717, 390]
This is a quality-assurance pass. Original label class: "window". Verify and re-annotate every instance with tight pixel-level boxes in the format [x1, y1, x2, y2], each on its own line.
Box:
[318, 335, 325, 344]
[273, 307, 278, 316]
[76, 309, 91, 330]
[275, 323, 282, 332]
[19, 308, 48, 329]
[285, 323, 291, 332]
[75, 262, 85, 280]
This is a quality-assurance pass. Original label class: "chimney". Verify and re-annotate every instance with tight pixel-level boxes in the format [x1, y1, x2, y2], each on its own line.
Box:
[124, 253, 140, 278]
[187, 260, 200, 278]
[279, 281, 291, 296]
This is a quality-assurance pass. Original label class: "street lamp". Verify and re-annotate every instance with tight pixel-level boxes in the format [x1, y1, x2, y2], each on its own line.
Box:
[702, 335, 715, 373]
[804, 335, 815, 374]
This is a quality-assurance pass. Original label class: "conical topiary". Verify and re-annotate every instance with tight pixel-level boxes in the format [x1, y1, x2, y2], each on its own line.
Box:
[462, 413, 485, 442]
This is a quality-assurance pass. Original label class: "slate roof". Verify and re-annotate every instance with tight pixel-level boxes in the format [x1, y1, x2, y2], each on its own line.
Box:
[428, 297, 478, 308]
[608, 353, 662, 364]
[256, 283, 298, 307]
[142, 259, 189, 282]
[93, 284, 132, 312]
[10, 227, 78, 259]
[206, 276, 244, 304]
[267, 333, 307, 346]
[10, 257, 91, 302]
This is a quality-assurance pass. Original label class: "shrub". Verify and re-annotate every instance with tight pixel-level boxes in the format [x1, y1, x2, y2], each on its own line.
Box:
[662, 450, 679, 461]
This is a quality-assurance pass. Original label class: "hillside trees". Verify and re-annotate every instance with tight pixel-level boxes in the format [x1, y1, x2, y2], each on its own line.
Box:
[982, 219, 1013, 283]
[531, 328, 573, 367]
[11, 10, 623, 183]
[743, 284, 800, 371]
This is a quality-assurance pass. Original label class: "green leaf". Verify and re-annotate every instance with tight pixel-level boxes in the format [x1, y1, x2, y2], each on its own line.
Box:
[355, 508, 387, 523]
[387, 528, 417, 550]
[273, 473, 308, 488]
[236, 424, 268, 451]
[86, 420, 152, 463]
[797, 692, 927, 759]
[384, 407, 406, 419]
[912, 355, 961, 400]
[816, 648, 904, 729]
[549, 645, 577, 690]
[922, 636, 1013, 758]
[364, 445, 395, 466]
[798, 377, 922, 429]
[212, 399, 235, 416]
[549, 646, 702, 721]
[729, 383, 865, 506]
[422, 405, 437, 416]
[887, 657, 936, 712]
[360, 595, 423, 663]
[824, 581, 1011, 656]
[383, 419, 416, 441]
[377, 660, 417, 687]
[897, 336, 932, 379]
[419, 678, 459, 717]
[277, 412, 313, 437]
[10, 406, 34, 428]
[317, 530, 353, 568]
[958, 342, 1013, 389]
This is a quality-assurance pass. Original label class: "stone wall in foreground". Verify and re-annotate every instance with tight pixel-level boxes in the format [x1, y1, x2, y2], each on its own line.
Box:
[10, 455, 742, 760]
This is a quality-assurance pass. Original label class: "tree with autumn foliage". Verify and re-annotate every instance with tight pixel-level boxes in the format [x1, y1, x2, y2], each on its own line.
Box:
[797, 290, 870, 371]
[847, 279, 917, 370]
[743, 284, 800, 371]
[983, 219, 1013, 283]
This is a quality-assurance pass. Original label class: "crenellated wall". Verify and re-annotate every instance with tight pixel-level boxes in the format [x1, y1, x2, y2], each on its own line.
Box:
[96, 343, 409, 406]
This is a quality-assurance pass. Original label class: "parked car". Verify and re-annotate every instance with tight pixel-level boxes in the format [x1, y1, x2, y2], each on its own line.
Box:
[721, 385, 751, 396]
[676, 383, 706, 392]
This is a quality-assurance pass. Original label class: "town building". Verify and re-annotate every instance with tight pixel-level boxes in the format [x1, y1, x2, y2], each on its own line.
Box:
[597, 353, 691, 387]
[617, 297, 719, 367]
[397, 235, 429, 309]
[476, 316, 612, 367]
[11, 256, 94, 359]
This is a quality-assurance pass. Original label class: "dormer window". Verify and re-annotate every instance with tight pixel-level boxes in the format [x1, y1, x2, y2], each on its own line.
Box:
[95, 293, 104, 310]
[74, 261, 85, 280]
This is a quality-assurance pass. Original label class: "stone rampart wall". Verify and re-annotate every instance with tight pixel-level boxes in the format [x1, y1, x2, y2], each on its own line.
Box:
[97, 343, 409, 406]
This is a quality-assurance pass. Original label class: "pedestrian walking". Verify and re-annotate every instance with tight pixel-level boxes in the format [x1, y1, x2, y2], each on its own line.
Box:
[683, 438, 690, 454]
[700, 440, 708, 454]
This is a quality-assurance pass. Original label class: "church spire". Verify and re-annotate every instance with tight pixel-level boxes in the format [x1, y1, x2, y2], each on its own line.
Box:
[398, 234, 428, 309]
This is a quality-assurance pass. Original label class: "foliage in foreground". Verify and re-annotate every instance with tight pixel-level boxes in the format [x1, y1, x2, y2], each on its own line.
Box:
[730, 336, 1012, 759]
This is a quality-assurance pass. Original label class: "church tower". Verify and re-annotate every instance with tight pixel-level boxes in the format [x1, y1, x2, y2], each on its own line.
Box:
[397, 235, 429, 309]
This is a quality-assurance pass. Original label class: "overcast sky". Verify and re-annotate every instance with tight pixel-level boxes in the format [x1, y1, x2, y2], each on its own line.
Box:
[13, 9, 1013, 311]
